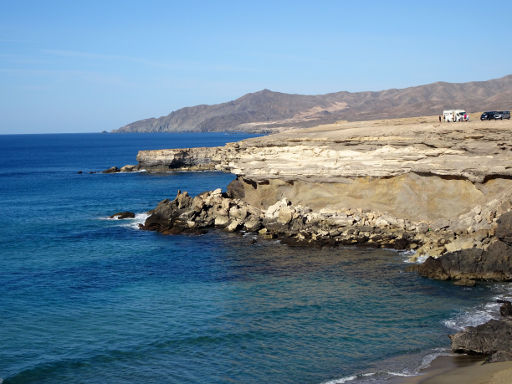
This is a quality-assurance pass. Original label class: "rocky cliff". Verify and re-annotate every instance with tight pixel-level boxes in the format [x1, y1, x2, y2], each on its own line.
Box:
[114, 75, 512, 133]
[113, 116, 512, 279]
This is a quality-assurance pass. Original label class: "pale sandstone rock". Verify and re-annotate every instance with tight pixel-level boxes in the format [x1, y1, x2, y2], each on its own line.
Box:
[214, 216, 230, 227]
[226, 219, 242, 232]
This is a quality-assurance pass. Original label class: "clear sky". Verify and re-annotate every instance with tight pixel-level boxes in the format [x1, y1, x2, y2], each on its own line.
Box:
[1, 0, 511, 134]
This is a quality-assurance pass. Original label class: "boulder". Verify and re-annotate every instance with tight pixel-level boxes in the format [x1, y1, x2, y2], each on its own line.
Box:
[450, 319, 512, 357]
[412, 240, 512, 282]
[141, 191, 194, 232]
[120, 164, 137, 172]
[277, 206, 294, 225]
[109, 211, 136, 219]
[496, 212, 512, 245]
[226, 219, 242, 232]
[244, 216, 262, 232]
[229, 206, 248, 221]
[499, 300, 512, 317]
[214, 216, 230, 227]
[486, 351, 512, 363]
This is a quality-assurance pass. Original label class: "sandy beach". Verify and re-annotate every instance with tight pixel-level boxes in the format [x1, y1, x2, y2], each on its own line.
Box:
[397, 355, 512, 384]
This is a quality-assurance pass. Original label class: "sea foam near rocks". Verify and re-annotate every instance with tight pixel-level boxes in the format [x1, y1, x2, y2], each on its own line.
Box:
[99, 212, 149, 229]
[120, 212, 149, 230]
[443, 285, 512, 331]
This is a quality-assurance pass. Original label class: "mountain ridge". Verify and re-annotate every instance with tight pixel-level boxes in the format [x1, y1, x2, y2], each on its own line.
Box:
[113, 74, 512, 133]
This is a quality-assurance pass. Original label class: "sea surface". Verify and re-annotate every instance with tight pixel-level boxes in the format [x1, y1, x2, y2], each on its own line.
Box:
[0, 133, 509, 384]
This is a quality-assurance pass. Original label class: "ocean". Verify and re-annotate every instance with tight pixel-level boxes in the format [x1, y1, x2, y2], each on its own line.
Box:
[0, 133, 508, 384]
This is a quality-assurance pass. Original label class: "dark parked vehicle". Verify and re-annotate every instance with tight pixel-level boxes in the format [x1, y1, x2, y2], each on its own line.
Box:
[481, 111, 511, 120]
[481, 111, 497, 120]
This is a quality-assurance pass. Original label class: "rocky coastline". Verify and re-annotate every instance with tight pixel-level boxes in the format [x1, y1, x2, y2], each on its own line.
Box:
[109, 116, 512, 363]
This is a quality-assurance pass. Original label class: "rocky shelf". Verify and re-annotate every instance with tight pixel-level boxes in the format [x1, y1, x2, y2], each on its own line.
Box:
[113, 117, 512, 267]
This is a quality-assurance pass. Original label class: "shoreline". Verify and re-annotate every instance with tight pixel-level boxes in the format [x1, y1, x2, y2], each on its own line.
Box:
[395, 355, 512, 384]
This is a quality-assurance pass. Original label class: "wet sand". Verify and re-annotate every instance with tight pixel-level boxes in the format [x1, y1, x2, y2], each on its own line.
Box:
[396, 355, 512, 384]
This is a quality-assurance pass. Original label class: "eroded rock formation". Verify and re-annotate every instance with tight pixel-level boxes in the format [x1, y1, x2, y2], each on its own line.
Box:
[117, 118, 512, 262]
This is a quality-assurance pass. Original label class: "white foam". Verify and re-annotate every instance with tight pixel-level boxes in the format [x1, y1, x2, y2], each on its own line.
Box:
[321, 375, 357, 384]
[418, 348, 453, 371]
[321, 372, 377, 384]
[399, 250, 429, 264]
[443, 287, 512, 331]
[120, 212, 149, 230]
[320, 347, 456, 384]
[387, 371, 415, 377]
[98, 216, 117, 221]
[99, 212, 149, 229]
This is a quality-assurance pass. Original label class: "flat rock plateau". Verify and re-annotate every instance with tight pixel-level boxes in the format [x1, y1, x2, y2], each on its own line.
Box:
[112, 114, 512, 360]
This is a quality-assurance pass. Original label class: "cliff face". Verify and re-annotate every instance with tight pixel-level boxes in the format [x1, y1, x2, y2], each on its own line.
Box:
[114, 74, 512, 133]
[132, 116, 512, 260]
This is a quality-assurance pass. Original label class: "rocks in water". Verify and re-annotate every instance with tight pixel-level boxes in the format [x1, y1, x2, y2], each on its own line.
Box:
[411, 212, 512, 283]
[103, 166, 120, 174]
[140, 187, 425, 250]
[120, 164, 138, 172]
[450, 299, 512, 363]
[412, 239, 512, 282]
[103, 164, 138, 173]
[140, 189, 263, 236]
[109, 211, 136, 219]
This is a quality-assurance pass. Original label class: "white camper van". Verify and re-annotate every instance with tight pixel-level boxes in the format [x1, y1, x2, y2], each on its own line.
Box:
[443, 110, 469, 122]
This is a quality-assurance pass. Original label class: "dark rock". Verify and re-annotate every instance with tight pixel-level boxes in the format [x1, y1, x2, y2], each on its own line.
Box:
[227, 177, 247, 199]
[413, 240, 512, 282]
[141, 192, 197, 233]
[450, 319, 512, 356]
[486, 350, 512, 363]
[496, 212, 512, 245]
[498, 300, 512, 317]
[89, 171, 96, 174]
[109, 211, 136, 219]
[103, 166, 120, 174]
[77, 170, 83, 174]
[410, 256, 450, 280]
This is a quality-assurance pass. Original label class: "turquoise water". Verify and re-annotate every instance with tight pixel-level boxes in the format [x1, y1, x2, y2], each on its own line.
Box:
[0, 133, 498, 383]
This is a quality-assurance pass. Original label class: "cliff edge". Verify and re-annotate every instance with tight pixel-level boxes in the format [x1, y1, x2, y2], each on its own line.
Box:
[115, 115, 512, 274]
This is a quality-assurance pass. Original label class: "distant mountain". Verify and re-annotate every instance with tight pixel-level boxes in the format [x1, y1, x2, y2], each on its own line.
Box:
[113, 75, 512, 133]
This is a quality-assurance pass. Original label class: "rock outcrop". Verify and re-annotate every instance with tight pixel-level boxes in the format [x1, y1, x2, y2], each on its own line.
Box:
[126, 118, 512, 260]
[450, 301, 512, 362]
[140, 188, 420, 249]
[109, 211, 135, 219]
[411, 212, 512, 282]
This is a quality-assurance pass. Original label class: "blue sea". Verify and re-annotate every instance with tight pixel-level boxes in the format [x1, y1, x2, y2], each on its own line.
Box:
[0, 133, 507, 384]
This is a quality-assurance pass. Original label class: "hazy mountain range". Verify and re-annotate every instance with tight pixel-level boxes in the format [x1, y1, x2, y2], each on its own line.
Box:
[113, 74, 512, 133]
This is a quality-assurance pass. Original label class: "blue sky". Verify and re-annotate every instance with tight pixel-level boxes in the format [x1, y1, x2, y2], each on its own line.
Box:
[1, 0, 511, 134]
